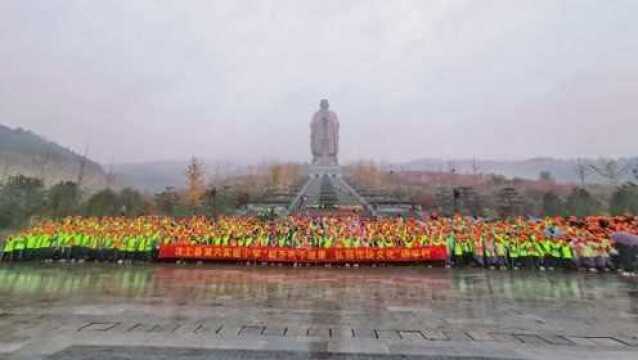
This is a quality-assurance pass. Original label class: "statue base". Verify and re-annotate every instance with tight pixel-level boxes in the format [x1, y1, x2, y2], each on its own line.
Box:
[312, 156, 339, 168]
[308, 165, 342, 178]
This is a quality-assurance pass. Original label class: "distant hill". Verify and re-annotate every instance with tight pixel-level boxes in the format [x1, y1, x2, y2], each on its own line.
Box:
[0, 124, 107, 189]
[397, 157, 638, 184]
[113, 159, 251, 193]
[116, 156, 638, 193]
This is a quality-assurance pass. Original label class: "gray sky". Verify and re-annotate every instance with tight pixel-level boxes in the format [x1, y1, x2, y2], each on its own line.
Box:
[1, 0, 636, 164]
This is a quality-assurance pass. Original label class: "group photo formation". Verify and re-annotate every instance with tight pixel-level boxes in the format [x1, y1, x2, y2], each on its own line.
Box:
[4, 214, 638, 273]
[2, 1, 638, 359]
[3, 99, 638, 274]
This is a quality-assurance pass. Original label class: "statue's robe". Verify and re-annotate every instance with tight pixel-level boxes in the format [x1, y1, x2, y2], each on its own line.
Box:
[310, 110, 339, 166]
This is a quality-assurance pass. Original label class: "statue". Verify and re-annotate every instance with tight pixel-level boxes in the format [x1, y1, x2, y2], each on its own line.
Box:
[310, 99, 340, 166]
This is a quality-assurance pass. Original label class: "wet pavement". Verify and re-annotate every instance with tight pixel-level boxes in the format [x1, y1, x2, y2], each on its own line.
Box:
[0, 264, 637, 359]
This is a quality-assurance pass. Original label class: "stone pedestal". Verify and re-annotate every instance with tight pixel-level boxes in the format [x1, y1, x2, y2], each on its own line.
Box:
[308, 165, 342, 178]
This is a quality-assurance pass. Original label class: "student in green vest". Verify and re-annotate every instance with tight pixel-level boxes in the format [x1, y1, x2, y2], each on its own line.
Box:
[32, 235, 42, 261]
[446, 232, 456, 267]
[494, 237, 507, 270]
[509, 237, 520, 270]
[518, 238, 530, 269]
[145, 236, 155, 261]
[62, 233, 71, 261]
[96, 234, 105, 261]
[14, 236, 26, 261]
[78, 233, 88, 261]
[68, 233, 79, 261]
[474, 235, 486, 267]
[127, 236, 138, 262]
[323, 235, 333, 249]
[453, 239, 464, 267]
[41, 234, 53, 261]
[25, 234, 38, 261]
[549, 240, 562, 271]
[137, 236, 147, 261]
[244, 234, 254, 248]
[120, 237, 129, 261]
[2, 237, 15, 262]
[34, 234, 49, 261]
[51, 233, 61, 261]
[86, 234, 94, 261]
[528, 238, 541, 270]
[540, 238, 553, 270]
[115, 237, 126, 262]
[559, 239, 574, 269]
[103, 236, 114, 262]
[462, 238, 474, 267]
[151, 233, 161, 260]
[581, 240, 596, 272]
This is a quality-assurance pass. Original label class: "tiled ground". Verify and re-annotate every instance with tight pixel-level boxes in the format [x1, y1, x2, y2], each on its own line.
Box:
[0, 264, 637, 359]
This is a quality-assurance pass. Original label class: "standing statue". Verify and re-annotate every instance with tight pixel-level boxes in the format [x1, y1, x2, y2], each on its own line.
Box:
[310, 99, 340, 166]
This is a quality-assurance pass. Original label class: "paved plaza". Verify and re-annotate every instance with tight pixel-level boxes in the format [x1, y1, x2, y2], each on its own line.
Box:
[0, 264, 637, 359]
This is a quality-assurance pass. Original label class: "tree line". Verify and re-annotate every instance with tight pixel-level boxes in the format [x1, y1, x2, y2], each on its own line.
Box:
[2, 157, 637, 230]
[0, 158, 251, 230]
[347, 159, 638, 218]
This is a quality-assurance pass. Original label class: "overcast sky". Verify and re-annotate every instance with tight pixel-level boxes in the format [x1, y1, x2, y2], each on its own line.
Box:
[1, 0, 636, 164]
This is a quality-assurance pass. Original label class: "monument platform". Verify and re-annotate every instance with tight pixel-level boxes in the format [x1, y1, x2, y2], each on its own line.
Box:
[288, 165, 376, 215]
[308, 165, 342, 177]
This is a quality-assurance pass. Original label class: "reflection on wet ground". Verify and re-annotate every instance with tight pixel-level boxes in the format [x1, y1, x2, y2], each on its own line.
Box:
[0, 264, 635, 308]
[1, 264, 638, 359]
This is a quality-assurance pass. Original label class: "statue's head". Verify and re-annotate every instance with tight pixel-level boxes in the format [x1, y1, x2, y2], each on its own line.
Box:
[320, 99, 330, 110]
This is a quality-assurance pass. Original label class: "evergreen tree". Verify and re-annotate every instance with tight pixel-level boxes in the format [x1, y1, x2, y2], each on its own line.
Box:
[565, 188, 601, 217]
[609, 183, 638, 215]
[496, 187, 522, 218]
[154, 187, 182, 216]
[84, 189, 121, 217]
[541, 191, 563, 217]
[119, 188, 146, 217]
[0, 175, 46, 228]
[47, 181, 81, 218]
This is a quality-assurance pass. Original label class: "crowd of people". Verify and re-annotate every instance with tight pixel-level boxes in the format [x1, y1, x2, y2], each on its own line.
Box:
[2, 215, 637, 272]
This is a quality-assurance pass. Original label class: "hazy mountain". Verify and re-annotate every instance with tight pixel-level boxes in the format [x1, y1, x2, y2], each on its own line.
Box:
[113, 159, 254, 193]
[397, 157, 638, 184]
[0, 124, 107, 189]
[115, 155, 638, 193]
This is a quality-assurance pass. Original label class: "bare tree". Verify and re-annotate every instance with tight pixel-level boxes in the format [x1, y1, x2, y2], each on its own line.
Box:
[589, 158, 631, 187]
[574, 158, 591, 188]
[434, 186, 454, 216]
[212, 162, 223, 184]
[185, 156, 206, 208]
[471, 157, 480, 176]
[496, 187, 523, 218]
[76, 143, 90, 188]
[105, 162, 117, 189]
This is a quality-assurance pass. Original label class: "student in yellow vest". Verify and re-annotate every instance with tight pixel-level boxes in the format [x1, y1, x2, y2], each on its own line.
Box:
[508, 236, 521, 270]
[494, 237, 508, 270]
[2, 237, 15, 262]
[559, 238, 574, 269]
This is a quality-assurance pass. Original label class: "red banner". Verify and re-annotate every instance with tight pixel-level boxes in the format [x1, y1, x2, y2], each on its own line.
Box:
[158, 245, 447, 263]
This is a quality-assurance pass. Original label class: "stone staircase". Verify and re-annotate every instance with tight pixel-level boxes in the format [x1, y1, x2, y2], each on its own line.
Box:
[288, 169, 376, 215]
